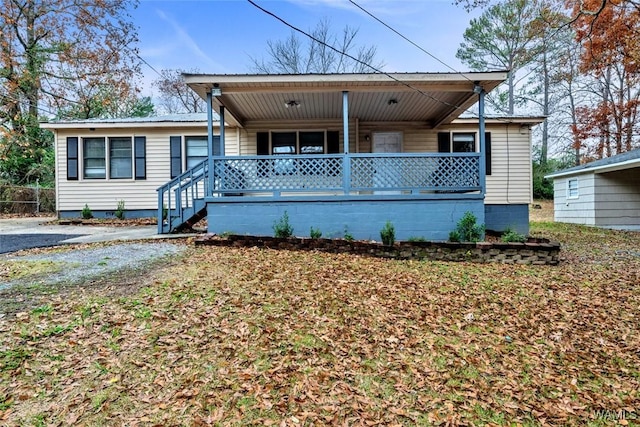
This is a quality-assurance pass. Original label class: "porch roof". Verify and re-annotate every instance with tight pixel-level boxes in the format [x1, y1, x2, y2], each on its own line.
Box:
[184, 72, 508, 129]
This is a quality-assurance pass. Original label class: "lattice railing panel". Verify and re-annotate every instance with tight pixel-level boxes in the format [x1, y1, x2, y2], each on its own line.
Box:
[349, 155, 480, 190]
[212, 156, 344, 193]
[209, 154, 479, 195]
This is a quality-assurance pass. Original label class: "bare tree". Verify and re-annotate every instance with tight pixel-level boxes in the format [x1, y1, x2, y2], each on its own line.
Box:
[249, 18, 383, 74]
[152, 68, 207, 115]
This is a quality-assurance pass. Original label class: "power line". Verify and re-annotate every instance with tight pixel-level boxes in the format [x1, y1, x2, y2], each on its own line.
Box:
[347, 0, 472, 82]
[246, 0, 470, 113]
[345, 0, 524, 124]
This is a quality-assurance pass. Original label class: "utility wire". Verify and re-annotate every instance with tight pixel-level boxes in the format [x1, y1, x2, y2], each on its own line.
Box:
[347, 0, 473, 83]
[246, 0, 471, 113]
[346, 0, 524, 123]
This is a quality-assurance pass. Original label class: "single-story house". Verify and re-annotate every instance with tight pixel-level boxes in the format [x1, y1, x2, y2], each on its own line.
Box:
[546, 148, 640, 230]
[42, 72, 543, 241]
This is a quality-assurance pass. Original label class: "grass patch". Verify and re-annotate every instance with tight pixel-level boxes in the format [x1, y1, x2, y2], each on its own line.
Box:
[0, 260, 64, 281]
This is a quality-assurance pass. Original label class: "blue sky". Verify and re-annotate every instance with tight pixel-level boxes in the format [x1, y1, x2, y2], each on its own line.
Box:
[133, 0, 481, 95]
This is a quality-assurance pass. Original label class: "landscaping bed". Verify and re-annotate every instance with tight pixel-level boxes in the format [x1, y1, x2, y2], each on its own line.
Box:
[197, 234, 561, 265]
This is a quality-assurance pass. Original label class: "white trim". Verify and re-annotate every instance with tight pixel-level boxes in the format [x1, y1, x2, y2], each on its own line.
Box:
[42, 121, 214, 130]
[184, 71, 509, 86]
[546, 158, 640, 179]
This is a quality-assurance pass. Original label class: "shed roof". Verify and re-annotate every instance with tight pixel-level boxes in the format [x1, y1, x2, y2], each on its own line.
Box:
[546, 148, 640, 179]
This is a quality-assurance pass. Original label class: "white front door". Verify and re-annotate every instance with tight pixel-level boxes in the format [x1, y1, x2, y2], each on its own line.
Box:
[372, 132, 403, 194]
[372, 132, 402, 153]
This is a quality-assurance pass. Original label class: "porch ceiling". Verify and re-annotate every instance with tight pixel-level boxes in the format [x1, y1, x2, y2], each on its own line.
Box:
[184, 72, 508, 129]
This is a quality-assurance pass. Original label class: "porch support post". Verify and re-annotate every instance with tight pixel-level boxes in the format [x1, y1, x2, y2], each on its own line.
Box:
[476, 83, 486, 196]
[207, 90, 214, 195]
[342, 91, 349, 153]
[342, 90, 351, 194]
[219, 105, 226, 156]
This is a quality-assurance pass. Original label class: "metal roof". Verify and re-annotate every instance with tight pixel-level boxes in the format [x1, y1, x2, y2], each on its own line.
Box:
[546, 148, 640, 179]
[40, 113, 213, 129]
[183, 72, 509, 129]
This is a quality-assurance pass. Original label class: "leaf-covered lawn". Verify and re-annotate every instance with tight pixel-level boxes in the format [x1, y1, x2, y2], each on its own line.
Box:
[1, 221, 639, 426]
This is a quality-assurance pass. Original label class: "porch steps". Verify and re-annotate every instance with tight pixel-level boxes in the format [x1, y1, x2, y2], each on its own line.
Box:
[163, 198, 206, 233]
[157, 160, 209, 234]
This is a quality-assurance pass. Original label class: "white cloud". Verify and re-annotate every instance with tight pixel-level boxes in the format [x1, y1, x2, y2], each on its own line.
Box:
[154, 8, 224, 71]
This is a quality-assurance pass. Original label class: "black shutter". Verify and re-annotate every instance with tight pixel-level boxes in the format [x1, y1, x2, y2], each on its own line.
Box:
[485, 132, 492, 176]
[327, 131, 340, 154]
[134, 136, 146, 180]
[170, 136, 182, 178]
[256, 132, 269, 155]
[437, 132, 450, 153]
[67, 137, 78, 180]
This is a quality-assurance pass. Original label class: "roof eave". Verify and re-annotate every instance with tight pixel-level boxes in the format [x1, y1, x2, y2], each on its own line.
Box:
[40, 120, 215, 130]
[546, 158, 640, 179]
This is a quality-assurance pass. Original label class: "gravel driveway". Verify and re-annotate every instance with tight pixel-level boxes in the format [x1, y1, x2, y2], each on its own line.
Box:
[0, 242, 187, 292]
[0, 218, 193, 314]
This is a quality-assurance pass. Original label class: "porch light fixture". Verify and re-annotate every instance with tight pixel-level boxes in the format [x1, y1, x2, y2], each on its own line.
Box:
[285, 100, 300, 108]
[387, 99, 398, 106]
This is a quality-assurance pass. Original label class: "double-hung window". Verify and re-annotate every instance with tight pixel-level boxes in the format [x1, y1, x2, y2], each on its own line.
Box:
[185, 136, 209, 169]
[110, 137, 133, 179]
[438, 131, 492, 176]
[82, 137, 134, 179]
[452, 133, 476, 152]
[299, 131, 325, 154]
[83, 137, 107, 179]
[567, 178, 579, 199]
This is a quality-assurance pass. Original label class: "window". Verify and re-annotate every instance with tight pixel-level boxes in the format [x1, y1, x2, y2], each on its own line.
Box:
[272, 132, 297, 154]
[437, 131, 491, 175]
[567, 178, 579, 198]
[300, 131, 324, 154]
[452, 133, 475, 152]
[186, 136, 208, 169]
[79, 136, 141, 180]
[267, 131, 328, 155]
[109, 137, 132, 179]
[170, 135, 220, 178]
[83, 137, 106, 179]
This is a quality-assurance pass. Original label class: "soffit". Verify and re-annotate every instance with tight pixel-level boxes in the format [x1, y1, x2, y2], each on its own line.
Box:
[185, 72, 508, 129]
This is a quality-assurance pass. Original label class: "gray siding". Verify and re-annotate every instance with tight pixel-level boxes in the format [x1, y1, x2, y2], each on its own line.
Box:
[594, 168, 640, 226]
[553, 174, 596, 225]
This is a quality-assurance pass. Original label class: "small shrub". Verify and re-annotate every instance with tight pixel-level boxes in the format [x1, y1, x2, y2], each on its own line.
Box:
[81, 204, 93, 219]
[115, 200, 125, 220]
[450, 211, 484, 242]
[273, 211, 294, 238]
[408, 236, 426, 242]
[162, 204, 168, 221]
[501, 228, 527, 243]
[310, 226, 322, 239]
[380, 221, 395, 246]
[343, 226, 354, 242]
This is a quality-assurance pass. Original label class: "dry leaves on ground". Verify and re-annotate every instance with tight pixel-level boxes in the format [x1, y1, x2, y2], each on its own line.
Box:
[0, 221, 638, 426]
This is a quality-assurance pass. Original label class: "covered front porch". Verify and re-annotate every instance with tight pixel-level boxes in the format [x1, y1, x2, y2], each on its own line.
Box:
[158, 151, 483, 239]
[157, 72, 508, 239]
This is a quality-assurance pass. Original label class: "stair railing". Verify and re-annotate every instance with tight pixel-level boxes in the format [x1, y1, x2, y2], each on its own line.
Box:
[157, 159, 209, 233]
